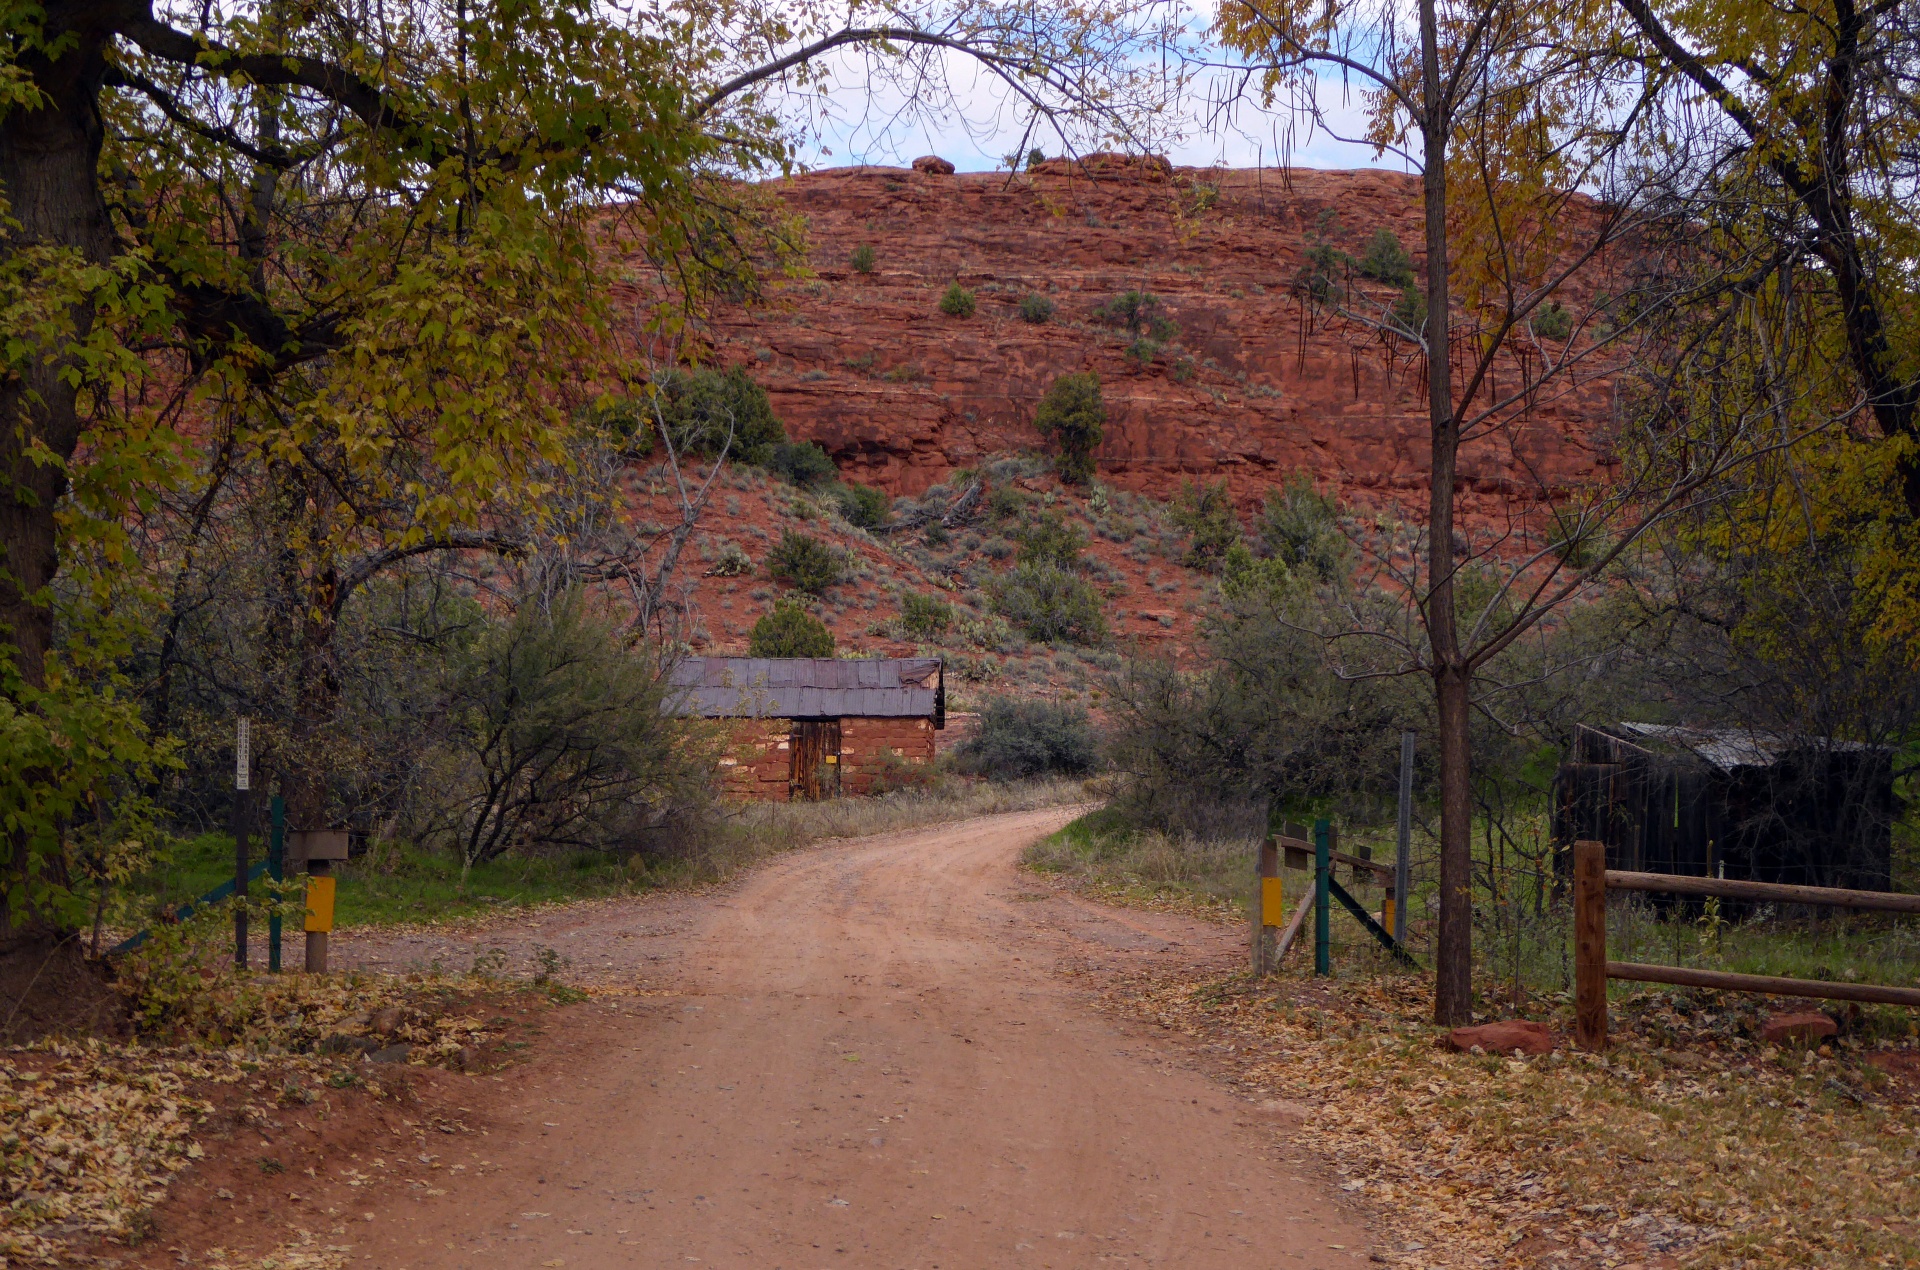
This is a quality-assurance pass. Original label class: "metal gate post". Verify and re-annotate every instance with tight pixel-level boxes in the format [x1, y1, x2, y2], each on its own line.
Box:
[1314, 818, 1332, 976]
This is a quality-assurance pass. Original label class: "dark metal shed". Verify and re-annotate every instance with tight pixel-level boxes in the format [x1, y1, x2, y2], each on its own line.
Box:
[1552, 722, 1895, 892]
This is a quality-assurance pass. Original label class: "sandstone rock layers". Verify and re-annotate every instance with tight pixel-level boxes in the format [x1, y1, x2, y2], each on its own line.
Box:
[692, 163, 1613, 528]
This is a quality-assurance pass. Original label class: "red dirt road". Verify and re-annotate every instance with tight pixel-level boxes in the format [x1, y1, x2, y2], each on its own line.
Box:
[344, 809, 1376, 1268]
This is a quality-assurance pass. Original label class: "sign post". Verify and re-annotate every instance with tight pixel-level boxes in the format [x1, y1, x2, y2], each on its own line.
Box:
[1393, 731, 1413, 944]
[232, 718, 251, 969]
[268, 796, 285, 973]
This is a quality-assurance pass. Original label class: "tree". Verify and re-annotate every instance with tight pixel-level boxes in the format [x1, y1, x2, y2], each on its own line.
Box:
[0, 0, 1180, 967]
[1033, 372, 1106, 485]
[1170, 479, 1242, 572]
[953, 698, 1099, 779]
[1209, 0, 1802, 1022]
[749, 602, 835, 658]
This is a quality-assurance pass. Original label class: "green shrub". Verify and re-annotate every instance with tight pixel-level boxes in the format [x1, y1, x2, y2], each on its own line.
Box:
[1356, 227, 1415, 287]
[851, 244, 877, 274]
[1125, 337, 1161, 367]
[708, 541, 753, 577]
[1532, 300, 1573, 341]
[1027, 147, 1047, 170]
[1393, 282, 1427, 336]
[1257, 473, 1346, 582]
[1033, 372, 1105, 486]
[1170, 479, 1241, 572]
[768, 440, 838, 487]
[990, 561, 1107, 644]
[953, 697, 1099, 779]
[1010, 512, 1089, 568]
[649, 366, 786, 463]
[766, 530, 848, 594]
[834, 482, 891, 529]
[988, 484, 1030, 520]
[1018, 293, 1054, 324]
[899, 592, 954, 639]
[939, 282, 977, 317]
[1095, 290, 1177, 341]
[580, 396, 656, 457]
[749, 600, 835, 657]
[1295, 242, 1346, 305]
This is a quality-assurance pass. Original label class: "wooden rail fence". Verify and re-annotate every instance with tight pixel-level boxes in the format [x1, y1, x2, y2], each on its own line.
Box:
[1572, 839, 1920, 1050]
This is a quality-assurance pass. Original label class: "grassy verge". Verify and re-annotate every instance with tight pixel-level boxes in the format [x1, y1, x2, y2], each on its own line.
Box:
[124, 777, 1092, 932]
[1022, 805, 1252, 922]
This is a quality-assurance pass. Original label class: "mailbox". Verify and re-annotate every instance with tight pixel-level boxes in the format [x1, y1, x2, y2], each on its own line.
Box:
[287, 829, 351, 869]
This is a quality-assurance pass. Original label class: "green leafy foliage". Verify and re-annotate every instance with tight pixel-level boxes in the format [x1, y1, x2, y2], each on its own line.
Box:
[1296, 242, 1348, 304]
[749, 600, 836, 657]
[851, 244, 878, 274]
[1018, 293, 1055, 323]
[898, 593, 955, 639]
[939, 282, 978, 317]
[768, 441, 838, 487]
[1009, 512, 1090, 568]
[649, 367, 787, 464]
[1033, 372, 1106, 485]
[1095, 290, 1177, 341]
[953, 697, 1099, 779]
[1258, 474, 1347, 582]
[1027, 147, 1048, 170]
[1170, 479, 1242, 572]
[1357, 227, 1415, 287]
[766, 531, 848, 594]
[443, 592, 712, 868]
[1393, 283, 1428, 336]
[834, 483, 891, 529]
[990, 562, 1107, 645]
[1532, 301, 1573, 341]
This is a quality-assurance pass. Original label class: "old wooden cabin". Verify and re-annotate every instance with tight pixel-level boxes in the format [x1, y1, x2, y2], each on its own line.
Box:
[668, 656, 945, 801]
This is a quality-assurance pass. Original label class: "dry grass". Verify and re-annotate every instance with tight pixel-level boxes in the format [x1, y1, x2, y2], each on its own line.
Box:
[1070, 956, 1920, 1269]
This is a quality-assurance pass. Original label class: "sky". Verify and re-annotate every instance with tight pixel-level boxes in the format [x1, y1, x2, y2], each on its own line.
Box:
[782, 36, 1412, 177]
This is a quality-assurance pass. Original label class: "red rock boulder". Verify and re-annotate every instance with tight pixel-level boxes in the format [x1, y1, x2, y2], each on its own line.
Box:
[911, 155, 955, 175]
[1761, 1011, 1837, 1045]
[1441, 1020, 1556, 1056]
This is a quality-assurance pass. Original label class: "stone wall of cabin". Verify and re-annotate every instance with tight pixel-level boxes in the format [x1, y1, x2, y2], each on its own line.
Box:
[839, 716, 937, 796]
[713, 715, 939, 801]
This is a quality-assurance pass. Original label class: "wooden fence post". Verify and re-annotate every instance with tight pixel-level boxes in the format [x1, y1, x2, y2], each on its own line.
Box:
[1314, 819, 1332, 976]
[1253, 837, 1280, 975]
[267, 796, 284, 974]
[1574, 839, 1607, 1050]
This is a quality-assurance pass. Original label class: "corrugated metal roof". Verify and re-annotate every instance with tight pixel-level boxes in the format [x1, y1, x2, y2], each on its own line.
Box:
[1613, 722, 1881, 772]
[667, 657, 944, 722]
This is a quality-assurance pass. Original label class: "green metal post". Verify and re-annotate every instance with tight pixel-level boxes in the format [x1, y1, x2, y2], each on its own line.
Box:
[268, 796, 285, 973]
[1314, 817, 1331, 976]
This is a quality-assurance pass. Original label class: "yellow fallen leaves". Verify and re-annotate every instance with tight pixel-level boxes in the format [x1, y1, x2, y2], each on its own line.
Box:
[1073, 961, 1920, 1270]
[1, 1040, 214, 1263]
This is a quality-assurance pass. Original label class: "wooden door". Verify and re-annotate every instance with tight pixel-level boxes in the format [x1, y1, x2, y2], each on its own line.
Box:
[789, 720, 842, 801]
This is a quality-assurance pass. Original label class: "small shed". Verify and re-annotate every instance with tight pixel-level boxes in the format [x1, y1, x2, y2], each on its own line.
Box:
[668, 656, 945, 801]
[1552, 722, 1894, 892]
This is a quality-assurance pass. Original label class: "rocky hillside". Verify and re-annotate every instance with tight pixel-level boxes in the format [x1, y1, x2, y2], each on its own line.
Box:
[695, 157, 1612, 527]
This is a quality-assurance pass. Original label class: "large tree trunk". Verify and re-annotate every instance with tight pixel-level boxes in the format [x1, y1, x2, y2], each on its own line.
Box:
[0, 24, 126, 1026]
[1418, 0, 1475, 1027]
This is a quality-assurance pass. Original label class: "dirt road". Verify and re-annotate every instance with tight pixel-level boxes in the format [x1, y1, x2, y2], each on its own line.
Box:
[341, 808, 1375, 1268]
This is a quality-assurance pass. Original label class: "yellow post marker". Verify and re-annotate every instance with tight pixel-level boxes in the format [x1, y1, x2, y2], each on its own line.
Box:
[1261, 875, 1286, 927]
[303, 875, 336, 934]
[1382, 895, 1396, 935]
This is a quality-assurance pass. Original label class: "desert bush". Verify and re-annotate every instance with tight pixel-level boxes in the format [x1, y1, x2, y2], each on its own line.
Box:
[1356, 227, 1415, 287]
[990, 561, 1107, 644]
[1170, 479, 1241, 572]
[952, 696, 1099, 779]
[939, 282, 977, 317]
[1095, 290, 1177, 341]
[440, 591, 715, 870]
[1532, 301, 1573, 341]
[1392, 283, 1427, 336]
[1018, 293, 1054, 323]
[650, 366, 786, 463]
[1295, 241, 1346, 304]
[707, 541, 753, 577]
[1257, 473, 1347, 581]
[749, 600, 835, 657]
[1010, 511, 1090, 568]
[851, 243, 877, 274]
[768, 440, 838, 487]
[1033, 372, 1105, 485]
[834, 482, 891, 529]
[1027, 147, 1047, 170]
[766, 530, 848, 594]
[899, 592, 955, 639]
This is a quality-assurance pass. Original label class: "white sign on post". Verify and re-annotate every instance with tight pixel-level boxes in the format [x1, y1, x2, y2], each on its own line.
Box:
[235, 717, 251, 792]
